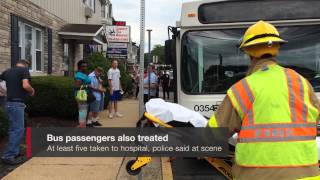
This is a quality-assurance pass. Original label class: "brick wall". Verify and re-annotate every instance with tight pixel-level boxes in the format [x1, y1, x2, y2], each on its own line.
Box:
[0, 0, 67, 75]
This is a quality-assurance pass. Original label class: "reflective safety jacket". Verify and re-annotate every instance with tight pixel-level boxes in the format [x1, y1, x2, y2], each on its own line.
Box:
[227, 64, 319, 167]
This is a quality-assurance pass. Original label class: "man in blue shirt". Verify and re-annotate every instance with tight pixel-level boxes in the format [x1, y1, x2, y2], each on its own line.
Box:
[88, 67, 105, 126]
[143, 65, 158, 104]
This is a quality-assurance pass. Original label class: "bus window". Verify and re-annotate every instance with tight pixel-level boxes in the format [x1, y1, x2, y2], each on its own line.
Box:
[199, 0, 320, 24]
[181, 25, 320, 94]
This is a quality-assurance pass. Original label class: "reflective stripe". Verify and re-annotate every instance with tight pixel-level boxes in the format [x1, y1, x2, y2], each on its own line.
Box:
[238, 126, 317, 142]
[239, 127, 317, 138]
[241, 80, 254, 103]
[241, 80, 254, 125]
[231, 85, 247, 116]
[227, 90, 244, 119]
[285, 69, 308, 123]
[238, 136, 315, 143]
[241, 123, 316, 130]
[298, 76, 308, 123]
[245, 109, 254, 126]
[231, 79, 255, 125]
[286, 69, 296, 122]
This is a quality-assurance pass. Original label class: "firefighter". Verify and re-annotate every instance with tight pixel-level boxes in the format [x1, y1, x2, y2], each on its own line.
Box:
[208, 20, 320, 180]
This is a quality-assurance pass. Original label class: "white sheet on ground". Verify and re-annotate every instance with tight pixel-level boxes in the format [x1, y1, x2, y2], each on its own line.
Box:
[146, 98, 208, 127]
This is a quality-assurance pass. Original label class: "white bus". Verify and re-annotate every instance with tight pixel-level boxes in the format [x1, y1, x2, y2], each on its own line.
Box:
[166, 0, 320, 118]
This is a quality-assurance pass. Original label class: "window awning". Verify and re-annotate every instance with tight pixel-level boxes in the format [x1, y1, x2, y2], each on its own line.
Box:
[59, 24, 107, 45]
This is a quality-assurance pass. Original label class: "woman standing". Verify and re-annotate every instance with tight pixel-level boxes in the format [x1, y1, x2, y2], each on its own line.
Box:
[74, 60, 91, 128]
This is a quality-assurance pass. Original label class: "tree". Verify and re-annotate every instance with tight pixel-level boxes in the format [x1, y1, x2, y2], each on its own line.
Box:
[151, 44, 165, 64]
[142, 44, 166, 69]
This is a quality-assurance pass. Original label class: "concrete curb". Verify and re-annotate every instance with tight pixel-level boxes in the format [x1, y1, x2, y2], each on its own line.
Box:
[161, 157, 173, 180]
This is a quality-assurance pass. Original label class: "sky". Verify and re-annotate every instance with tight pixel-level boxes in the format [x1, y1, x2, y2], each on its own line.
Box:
[111, 0, 192, 51]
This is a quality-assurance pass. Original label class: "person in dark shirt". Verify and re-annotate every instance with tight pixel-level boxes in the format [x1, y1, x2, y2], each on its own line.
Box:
[1, 60, 35, 165]
[161, 71, 170, 100]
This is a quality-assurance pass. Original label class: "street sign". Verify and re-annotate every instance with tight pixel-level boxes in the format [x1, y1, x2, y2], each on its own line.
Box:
[107, 43, 128, 59]
[106, 26, 130, 43]
[113, 21, 126, 26]
[108, 43, 128, 48]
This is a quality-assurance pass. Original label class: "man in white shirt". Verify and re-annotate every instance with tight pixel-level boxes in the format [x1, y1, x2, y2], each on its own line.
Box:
[143, 65, 158, 104]
[107, 60, 123, 119]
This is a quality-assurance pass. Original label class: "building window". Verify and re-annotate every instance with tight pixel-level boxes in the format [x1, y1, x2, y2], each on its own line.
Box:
[84, 0, 95, 11]
[63, 43, 69, 68]
[18, 22, 43, 72]
[24, 25, 32, 67]
[35, 29, 42, 71]
[63, 43, 70, 76]
[108, 4, 112, 18]
[103, 4, 111, 19]
[102, 5, 106, 18]
[18, 23, 22, 60]
[63, 43, 69, 58]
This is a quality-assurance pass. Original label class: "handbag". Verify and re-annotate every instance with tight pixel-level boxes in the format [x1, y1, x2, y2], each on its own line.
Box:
[76, 86, 87, 102]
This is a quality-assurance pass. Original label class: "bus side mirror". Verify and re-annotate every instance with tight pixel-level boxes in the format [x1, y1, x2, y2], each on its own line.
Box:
[165, 39, 176, 67]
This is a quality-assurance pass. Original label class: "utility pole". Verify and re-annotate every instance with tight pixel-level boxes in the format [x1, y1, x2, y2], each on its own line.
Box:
[147, 29, 152, 100]
[139, 0, 145, 118]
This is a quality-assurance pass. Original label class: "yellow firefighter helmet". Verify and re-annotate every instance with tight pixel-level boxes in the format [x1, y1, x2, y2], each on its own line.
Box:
[239, 20, 287, 58]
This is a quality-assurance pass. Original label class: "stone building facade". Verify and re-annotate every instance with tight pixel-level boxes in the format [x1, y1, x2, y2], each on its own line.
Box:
[0, 0, 113, 76]
[0, 0, 66, 75]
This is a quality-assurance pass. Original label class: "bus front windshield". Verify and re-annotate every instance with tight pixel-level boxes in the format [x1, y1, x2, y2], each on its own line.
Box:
[181, 25, 320, 94]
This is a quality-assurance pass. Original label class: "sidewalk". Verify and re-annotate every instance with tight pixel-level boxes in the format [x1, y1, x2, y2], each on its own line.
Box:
[3, 99, 162, 180]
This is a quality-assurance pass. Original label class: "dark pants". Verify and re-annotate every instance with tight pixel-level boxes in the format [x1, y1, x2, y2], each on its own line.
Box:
[0, 96, 6, 109]
[144, 94, 155, 104]
[135, 86, 139, 99]
[2, 102, 26, 160]
[162, 85, 170, 99]
[156, 87, 159, 98]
